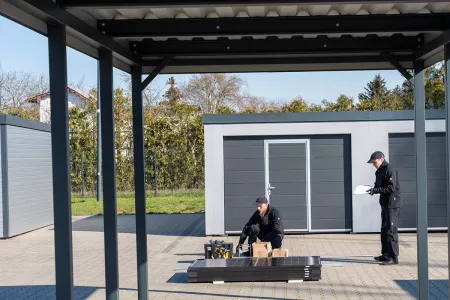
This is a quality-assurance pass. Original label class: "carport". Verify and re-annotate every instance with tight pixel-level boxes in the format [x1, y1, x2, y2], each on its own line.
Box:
[1, 0, 449, 299]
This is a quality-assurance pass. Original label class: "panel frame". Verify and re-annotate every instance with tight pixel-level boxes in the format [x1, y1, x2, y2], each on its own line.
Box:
[264, 139, 311, 232]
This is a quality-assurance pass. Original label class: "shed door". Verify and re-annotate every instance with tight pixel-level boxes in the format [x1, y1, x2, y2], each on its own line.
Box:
[265, 140, 310, 231]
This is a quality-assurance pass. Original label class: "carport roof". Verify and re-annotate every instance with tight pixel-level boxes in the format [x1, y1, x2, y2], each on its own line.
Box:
[3, 1, 450, 74]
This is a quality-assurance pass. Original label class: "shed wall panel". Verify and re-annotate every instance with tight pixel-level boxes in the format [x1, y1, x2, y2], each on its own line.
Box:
[7, 126, 53, 236]
[388, 132, 447, 229]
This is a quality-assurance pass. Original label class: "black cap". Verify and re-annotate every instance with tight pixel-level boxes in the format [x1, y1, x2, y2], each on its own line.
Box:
[255, 196, 269, 204]
[367, 151, 384, 163]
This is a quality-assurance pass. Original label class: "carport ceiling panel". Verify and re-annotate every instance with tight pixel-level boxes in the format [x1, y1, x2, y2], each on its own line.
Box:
[61, 1, 448, 69]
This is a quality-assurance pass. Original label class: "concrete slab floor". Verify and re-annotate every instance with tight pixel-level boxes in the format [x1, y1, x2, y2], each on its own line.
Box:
[0, 214, 448, 300]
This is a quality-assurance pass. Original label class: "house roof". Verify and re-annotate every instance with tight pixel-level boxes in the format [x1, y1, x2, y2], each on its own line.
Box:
[26, 87, 92, 103]
[3, 1, 450, 74]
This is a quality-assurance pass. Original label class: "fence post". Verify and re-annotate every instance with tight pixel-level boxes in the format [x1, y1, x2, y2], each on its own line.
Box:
[81, 151, 85, 198]
[154, 149, 158, 196]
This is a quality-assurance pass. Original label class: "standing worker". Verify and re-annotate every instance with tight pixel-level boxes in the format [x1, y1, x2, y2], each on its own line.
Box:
[236, 197, 284, 256]
[366, 151, 402, 265]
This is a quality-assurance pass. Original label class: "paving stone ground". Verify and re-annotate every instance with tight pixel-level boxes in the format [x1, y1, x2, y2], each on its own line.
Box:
[0, 214, 448, 300]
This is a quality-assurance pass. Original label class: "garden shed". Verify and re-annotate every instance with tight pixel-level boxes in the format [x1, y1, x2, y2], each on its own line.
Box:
[203, 109, 447, 235]
[0, 115, 53, 238]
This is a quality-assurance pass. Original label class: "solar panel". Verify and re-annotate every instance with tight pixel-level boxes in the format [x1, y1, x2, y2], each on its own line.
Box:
[187, 256, 322, 283]
[190, 256, 321, 268]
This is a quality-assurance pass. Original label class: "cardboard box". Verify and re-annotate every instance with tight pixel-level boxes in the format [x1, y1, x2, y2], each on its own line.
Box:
[252, 242, 272, 257]
[272, 248, 289, 257]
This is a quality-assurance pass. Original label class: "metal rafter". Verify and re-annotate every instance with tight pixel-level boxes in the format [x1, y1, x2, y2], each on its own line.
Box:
[141, 55, 414, 67]
[136, 35, 421, 57]
[99, 14, 450, 39]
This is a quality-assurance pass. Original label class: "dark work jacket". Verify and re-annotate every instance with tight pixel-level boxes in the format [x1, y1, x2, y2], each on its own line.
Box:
[242, 205, 284, 236]
[373, 160, 402, 209]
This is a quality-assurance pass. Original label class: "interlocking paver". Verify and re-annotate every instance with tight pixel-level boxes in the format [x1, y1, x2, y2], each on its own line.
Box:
[0, 214, 448, 299]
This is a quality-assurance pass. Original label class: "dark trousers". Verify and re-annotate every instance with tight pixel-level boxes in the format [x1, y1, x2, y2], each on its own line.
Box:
[381, 207, 400, 261]
[244, 224, 283, 249]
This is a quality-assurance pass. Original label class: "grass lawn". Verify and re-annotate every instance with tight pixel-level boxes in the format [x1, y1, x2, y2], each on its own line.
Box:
[71, 189, 204, 216]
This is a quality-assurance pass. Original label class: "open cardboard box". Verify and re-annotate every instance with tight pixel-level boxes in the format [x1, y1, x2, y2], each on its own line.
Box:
[272, 248, 289, 257]
[252, 242, 272, 257]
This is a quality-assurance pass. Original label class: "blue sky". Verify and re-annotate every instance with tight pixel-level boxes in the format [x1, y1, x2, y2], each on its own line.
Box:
[0, 15, 406, 105]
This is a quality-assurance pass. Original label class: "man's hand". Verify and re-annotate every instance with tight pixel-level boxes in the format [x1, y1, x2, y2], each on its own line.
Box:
[366, 188, 375, 195]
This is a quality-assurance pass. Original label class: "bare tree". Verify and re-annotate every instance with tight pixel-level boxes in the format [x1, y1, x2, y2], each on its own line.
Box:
[240, 94, 285, 113]
[120, 72, 163, 107]
[183, 74, 246, 114]
[0, 64, 48, 119]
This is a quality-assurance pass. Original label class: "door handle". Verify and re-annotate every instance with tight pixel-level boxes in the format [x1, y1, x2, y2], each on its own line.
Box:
[268, 183, 275, 196]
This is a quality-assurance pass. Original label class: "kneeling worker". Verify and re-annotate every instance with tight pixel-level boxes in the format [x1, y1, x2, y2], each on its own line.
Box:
[236, 196, 284, 256]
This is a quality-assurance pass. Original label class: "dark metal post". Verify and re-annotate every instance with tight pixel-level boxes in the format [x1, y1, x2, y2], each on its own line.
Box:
[97, 64, 102, 202]
[47, 23, 74, 300]
[414, 59, 429, 300]
[132, 66, 149, 300]
[154, 149, 158, 196]
[444, 43, 450, 299]
[99, 49, 119, 300]
[81, 152, 85, 198]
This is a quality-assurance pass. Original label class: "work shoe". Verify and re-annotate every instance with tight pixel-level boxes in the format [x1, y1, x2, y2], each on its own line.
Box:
[241, 251, 251, 257]
[374, 255, 388, 261]
[381, 258, 398, 265]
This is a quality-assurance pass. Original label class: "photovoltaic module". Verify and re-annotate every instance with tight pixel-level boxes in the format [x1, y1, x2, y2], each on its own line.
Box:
[187, 256, 322, 283]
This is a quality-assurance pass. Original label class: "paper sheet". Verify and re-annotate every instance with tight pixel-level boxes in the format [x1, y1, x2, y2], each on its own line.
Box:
[353, 184, 373, 195]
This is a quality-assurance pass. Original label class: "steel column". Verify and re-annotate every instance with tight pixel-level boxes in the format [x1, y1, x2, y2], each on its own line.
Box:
[444, 42, 450, 299]
[97, 63, 102, 202]
[413, 59, 429, 300]
[47, 23, 74, 300]
[132, 66, 149, 300]
[99, 49, 119, 300]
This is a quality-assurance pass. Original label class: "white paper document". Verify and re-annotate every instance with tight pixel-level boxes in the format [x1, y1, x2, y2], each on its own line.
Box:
[353, 184, 373, 195]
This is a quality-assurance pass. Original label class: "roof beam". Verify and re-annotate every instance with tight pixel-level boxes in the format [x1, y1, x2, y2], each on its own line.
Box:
[137, 35, 420, 57]
[100, 14, 450, 39]
[60, 0, 450, 9]
[8, 0, 141, 66]
[142, 55, 415, 66]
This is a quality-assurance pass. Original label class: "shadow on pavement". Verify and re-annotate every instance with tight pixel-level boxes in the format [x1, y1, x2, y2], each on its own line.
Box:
[70, 214, 205, 237]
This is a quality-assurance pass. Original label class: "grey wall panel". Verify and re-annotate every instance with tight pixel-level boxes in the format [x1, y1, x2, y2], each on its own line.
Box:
[224, 171, 265, 184]
[224, 159, 264, 171]
[223, 134, 352, 232]
[224, 146, 264, 159]
[389, 132, 447, 229]
[225, 183, 264, 196]
[7, 126, 53, 237]
[269, 170, 306, 182]
[310, 158, 344, 170]
[268, 145, 306, 158]
[268, 158, 306, 171]
[224, 138, 265, 232]
[310, 136, 352, 230]
[312, 219, 347, 230]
